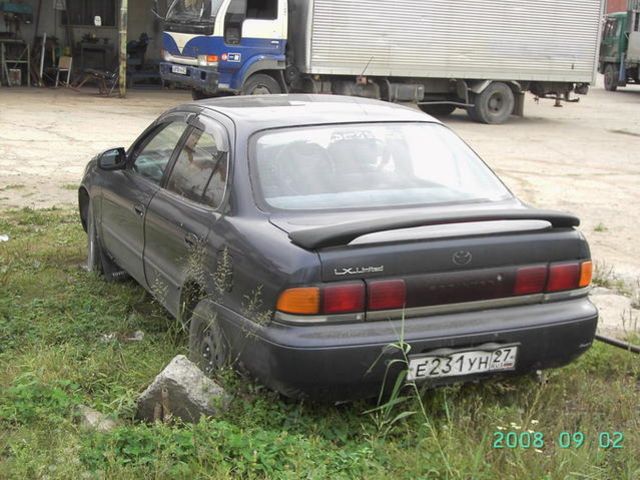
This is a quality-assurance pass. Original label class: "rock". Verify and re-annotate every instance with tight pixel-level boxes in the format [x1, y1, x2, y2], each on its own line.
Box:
[126, 330, 144, 342]
[136, 355, 227, 423]
[0, 234, 8, 242]
[100, 330, 144, 343]
[76, 405, 117, 432]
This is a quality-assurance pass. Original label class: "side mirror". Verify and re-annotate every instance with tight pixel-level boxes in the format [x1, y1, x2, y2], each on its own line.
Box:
[98, 148, 127, 171]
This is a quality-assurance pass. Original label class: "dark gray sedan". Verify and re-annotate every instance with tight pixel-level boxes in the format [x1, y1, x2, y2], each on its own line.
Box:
[79, 95, 597, 401]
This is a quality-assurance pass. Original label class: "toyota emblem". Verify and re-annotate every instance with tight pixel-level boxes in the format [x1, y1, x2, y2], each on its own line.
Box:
[452, 250, 473, 266]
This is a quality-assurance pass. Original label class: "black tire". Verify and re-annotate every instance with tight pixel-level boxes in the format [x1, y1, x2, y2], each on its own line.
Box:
[191, 89, 210, 100]
[241, 73, 282, 96]
[469, 82, 515, 124]
[604, 64, 619, 92]
[418, 104, 456, 117]
[188, 300, 230, 377]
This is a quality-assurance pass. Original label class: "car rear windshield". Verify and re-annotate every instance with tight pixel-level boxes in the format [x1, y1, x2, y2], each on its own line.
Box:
[252, 123, 512, 211]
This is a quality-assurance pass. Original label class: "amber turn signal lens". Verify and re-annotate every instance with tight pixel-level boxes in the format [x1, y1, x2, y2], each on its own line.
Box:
[207, 55, 219, 63]
[276, 287, 320, 315]
[579, 260, 593, 288]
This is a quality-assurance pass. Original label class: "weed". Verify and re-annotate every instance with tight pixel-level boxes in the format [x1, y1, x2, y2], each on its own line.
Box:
[592, 261, 629, 294]
[0, 184, 25, 191]
[594, 222, 608, 233]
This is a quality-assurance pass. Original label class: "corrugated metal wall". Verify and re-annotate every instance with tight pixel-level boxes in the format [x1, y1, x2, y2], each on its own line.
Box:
[306, 0, 603, 82]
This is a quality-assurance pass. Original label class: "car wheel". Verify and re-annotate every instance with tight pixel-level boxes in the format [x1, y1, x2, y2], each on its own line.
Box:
[470, 82, 515, 124]
[86, 199, 103, 274]
[188, 300, 230, 377]
[241, 73, 282, 96]
[418, 104, 456, 117]
[85, 198, 128, 281]
[604, 64, 619, 92]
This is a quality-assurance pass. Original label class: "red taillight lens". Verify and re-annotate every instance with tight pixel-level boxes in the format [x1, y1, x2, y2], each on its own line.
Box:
[546, 262, 581, 292]
[322, 282, 365, 314]
[368, 279, 406, 310]
[514, 265, 547, 295]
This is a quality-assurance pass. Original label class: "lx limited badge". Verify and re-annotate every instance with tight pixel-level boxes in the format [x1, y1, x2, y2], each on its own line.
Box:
[452, 250, 473, 266]
[334, 266, 384, 276]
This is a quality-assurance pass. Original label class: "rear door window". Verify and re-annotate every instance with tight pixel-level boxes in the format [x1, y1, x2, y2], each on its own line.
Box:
[166, 128, 229, 208]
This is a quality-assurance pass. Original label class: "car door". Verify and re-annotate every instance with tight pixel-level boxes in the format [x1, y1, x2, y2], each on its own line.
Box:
[143, 115, 231, 317]
[100, 116, 190, 286]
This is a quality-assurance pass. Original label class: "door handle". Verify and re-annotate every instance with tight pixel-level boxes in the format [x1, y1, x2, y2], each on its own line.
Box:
[184, 232, 200, 248]
[134, 204, 145, 217]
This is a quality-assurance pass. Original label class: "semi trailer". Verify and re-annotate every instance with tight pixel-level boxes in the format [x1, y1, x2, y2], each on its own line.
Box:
[599, 0, 640, 91]
[159, 0, 604, 124]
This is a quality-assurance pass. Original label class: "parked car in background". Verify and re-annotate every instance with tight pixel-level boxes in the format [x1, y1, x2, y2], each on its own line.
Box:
[78, 95, 597, 401]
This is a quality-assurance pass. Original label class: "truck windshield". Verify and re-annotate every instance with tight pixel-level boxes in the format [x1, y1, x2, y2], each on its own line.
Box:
[252, 123, 512, 211]
[166, 0, 221, 23]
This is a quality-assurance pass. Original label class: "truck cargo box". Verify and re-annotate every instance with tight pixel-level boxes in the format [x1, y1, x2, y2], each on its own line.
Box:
[289, 0, 604, 83]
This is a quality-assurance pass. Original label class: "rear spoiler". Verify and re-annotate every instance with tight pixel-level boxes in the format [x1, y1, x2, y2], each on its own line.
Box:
[288, 209, 580, 250]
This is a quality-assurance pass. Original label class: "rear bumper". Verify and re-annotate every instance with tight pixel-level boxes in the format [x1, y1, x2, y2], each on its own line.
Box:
[220, 297, 598, 401]
[159, 62, 220, 94]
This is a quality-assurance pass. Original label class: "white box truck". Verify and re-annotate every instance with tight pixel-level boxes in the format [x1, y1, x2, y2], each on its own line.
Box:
[159, 0, 604, 123]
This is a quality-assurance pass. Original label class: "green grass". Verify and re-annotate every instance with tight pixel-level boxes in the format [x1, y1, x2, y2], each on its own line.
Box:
[61, 184, 79, 191]
[0, 207, 638, 479]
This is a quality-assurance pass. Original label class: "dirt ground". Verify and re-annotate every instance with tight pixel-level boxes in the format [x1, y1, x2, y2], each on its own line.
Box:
[1, 81, 639, 336]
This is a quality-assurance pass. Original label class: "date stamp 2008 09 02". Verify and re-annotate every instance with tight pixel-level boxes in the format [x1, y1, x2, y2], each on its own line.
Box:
[492, 431, 625, 450]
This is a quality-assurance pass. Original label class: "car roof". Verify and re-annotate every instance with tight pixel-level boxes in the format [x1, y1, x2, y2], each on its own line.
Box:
[190, 94, 438, 131]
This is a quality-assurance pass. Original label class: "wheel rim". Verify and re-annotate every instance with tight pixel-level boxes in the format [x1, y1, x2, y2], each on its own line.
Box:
[87, 217, 96, 271]
[199, 328, 222, 375]
[488, 92, 505, 114]
[250, 84, 271, 95]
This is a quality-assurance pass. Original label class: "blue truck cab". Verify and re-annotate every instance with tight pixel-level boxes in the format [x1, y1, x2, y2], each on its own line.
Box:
[160, 0, 288, 99]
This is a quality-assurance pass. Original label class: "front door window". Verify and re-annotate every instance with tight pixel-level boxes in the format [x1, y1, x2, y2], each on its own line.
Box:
[132, 122, 189, 184]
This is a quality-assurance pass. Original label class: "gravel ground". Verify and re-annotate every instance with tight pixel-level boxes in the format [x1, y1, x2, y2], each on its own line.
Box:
[1, 81, 638, 337]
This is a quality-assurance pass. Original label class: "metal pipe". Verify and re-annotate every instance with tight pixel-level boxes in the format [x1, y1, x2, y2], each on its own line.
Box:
[595, 334, 640, 354]
[119, 0, 128, 98]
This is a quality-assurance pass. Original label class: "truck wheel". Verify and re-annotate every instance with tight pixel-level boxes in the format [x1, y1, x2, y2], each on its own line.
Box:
[418, 104, 456, 117]
[470, 82, 515, 124]
[604, 64, 619, 92]
[241, 73, 282, 96]
[188, 300, 230, 377]
[192, 89, 210, 100]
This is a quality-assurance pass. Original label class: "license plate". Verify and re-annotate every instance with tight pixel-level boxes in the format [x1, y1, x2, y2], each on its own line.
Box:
[407, 344, 518, 381]
[171, 65, 188, 75]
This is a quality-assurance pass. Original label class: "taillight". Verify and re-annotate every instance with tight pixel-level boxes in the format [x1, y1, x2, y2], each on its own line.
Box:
[546, 262, 581, 292]
[323, 282, 365, 314]
[368, 279, 406, 310]
[514, 265, 547, 295]
[276, 287, 320, 315]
